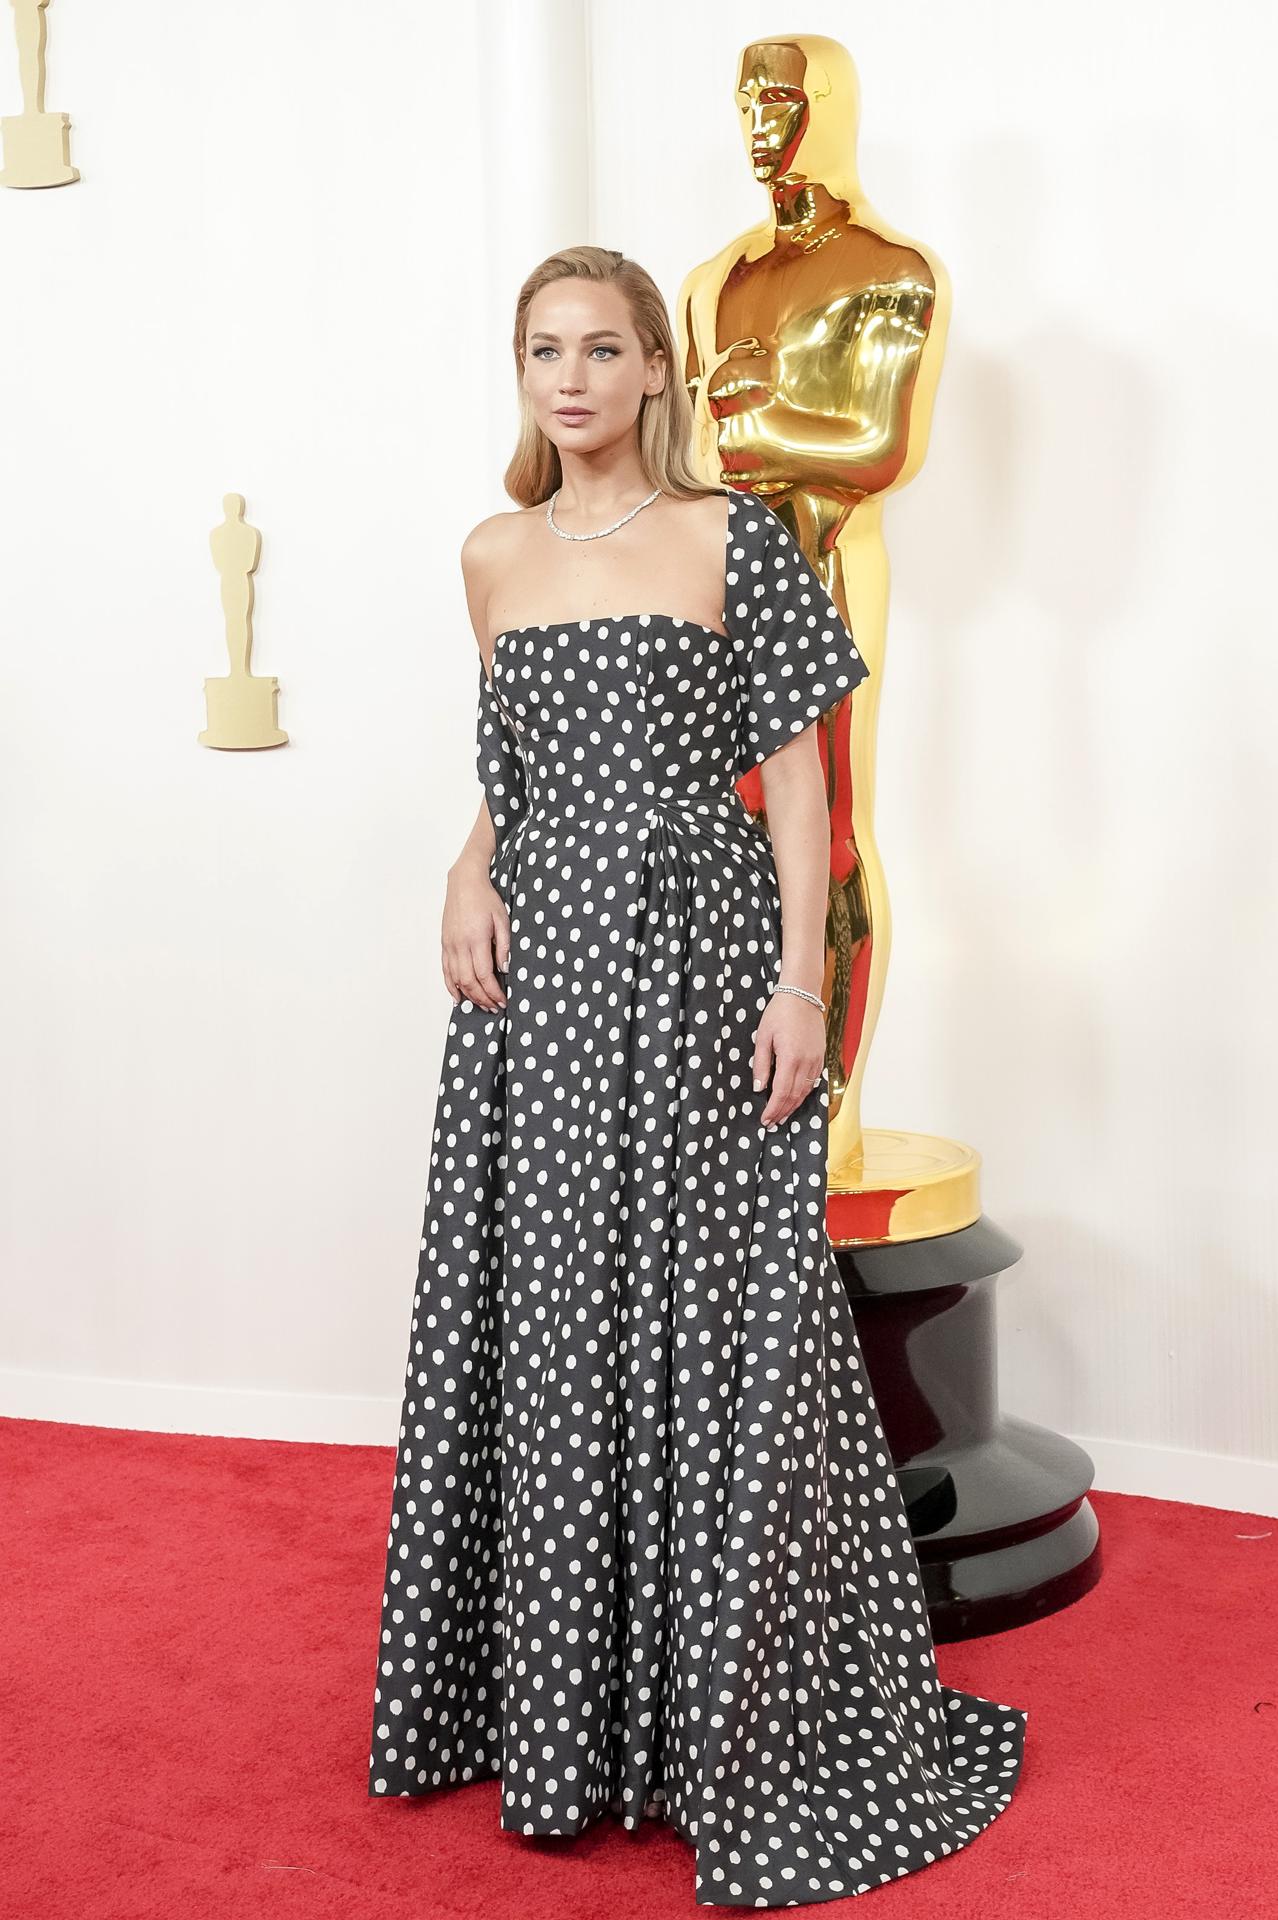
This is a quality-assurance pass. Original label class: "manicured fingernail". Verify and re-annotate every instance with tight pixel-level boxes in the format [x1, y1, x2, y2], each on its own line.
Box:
[753, 1078, 764, 1091]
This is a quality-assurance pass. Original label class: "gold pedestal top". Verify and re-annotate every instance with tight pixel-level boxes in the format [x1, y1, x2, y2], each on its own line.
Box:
[826, 1129, 982, 1246]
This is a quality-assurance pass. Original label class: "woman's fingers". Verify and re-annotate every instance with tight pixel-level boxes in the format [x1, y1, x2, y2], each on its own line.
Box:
[493, 911, 511, 975]
[455, 941, 506, 1010]
[759, 1048, 824, 1128]
[751, 1028, 775, 1095]
[443, 921, 508, 1011]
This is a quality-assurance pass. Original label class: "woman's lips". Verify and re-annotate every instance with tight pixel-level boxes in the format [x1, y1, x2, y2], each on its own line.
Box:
[556, 409, 593, 421]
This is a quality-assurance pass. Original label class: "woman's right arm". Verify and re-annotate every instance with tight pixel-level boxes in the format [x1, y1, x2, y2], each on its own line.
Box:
[441, 801, 508, 1012]
[439, 518, 512, 1013]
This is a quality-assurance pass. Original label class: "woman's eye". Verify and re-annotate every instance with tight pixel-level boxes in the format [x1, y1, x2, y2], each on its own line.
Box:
[591, 346, 617, 359]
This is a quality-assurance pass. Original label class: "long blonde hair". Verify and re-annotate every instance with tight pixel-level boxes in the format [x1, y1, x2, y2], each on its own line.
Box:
[503, 246, 721, 507]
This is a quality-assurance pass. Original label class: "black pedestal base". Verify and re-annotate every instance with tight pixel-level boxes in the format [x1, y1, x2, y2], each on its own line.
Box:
[834, 1215, 1101, 1643]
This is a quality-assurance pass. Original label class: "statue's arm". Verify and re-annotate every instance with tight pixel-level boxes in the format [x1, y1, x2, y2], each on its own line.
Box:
[742, 283, 936, 493]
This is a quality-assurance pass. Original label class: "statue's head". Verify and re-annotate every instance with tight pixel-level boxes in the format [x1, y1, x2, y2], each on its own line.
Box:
[736, 35, 859, 186]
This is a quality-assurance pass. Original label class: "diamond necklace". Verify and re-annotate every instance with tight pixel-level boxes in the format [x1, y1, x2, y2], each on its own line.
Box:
[545, 485, 662, 541]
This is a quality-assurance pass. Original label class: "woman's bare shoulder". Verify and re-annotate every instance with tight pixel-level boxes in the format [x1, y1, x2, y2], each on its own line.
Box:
[460, 503, 538, 583]
[460, 504, 532, 553]
[459, 506, 540, 656]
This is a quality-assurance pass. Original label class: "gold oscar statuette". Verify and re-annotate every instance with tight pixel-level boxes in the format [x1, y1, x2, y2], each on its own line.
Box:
[678, 34, 957, 1244]
[677, 33, 1099, 1640]
[198, 494, 288, 751]
[0, 0, 78, 189]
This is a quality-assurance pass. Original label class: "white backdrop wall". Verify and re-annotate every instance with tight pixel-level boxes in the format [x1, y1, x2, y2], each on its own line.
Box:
[3, 3, 1275, 1511]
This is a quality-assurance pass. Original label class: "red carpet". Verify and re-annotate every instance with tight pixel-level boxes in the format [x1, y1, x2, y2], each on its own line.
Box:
[0, 1414, 1272, 1919]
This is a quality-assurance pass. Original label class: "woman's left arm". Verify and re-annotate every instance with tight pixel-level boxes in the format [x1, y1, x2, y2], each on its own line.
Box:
[752, 729, 832, 1128]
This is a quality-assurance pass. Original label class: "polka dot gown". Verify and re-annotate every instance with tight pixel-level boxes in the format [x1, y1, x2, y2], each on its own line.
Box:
[368, 489, 1029, 1906]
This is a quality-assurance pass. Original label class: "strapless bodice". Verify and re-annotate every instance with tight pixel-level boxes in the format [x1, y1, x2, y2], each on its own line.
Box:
[486, 613, 749, 822]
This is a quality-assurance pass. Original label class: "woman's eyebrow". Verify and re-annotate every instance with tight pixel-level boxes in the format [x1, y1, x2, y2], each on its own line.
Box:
[528, 329, 625, 343]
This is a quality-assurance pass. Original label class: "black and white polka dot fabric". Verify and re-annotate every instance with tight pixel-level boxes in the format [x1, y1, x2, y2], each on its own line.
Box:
[369, 488, 1028, 1906]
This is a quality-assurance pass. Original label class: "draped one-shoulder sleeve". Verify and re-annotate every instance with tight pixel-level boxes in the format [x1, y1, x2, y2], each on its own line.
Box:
[475, 661, 528, 852]
[727, 491, 869, 780]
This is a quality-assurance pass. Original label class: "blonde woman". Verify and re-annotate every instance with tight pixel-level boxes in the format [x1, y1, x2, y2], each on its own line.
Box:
[369, 246, 1027, 1907]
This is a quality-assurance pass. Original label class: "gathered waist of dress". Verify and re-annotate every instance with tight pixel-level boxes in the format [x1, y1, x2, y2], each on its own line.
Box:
[499, 787, 779, 887]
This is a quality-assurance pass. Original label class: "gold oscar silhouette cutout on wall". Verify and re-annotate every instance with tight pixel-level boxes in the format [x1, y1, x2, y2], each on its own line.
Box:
[678, 34, 955, 1243]
[678, 34, 1099, 1642]
[199, 494, 287, 750]
[0, 0, 78, 189]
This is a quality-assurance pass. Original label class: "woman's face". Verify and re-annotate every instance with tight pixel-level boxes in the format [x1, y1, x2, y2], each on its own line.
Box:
[520, 279, 665, 459]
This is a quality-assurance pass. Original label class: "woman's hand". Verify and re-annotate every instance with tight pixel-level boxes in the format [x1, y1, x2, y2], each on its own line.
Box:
[442, 856, 510, 1011]
[753, 990, 826, 1128]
